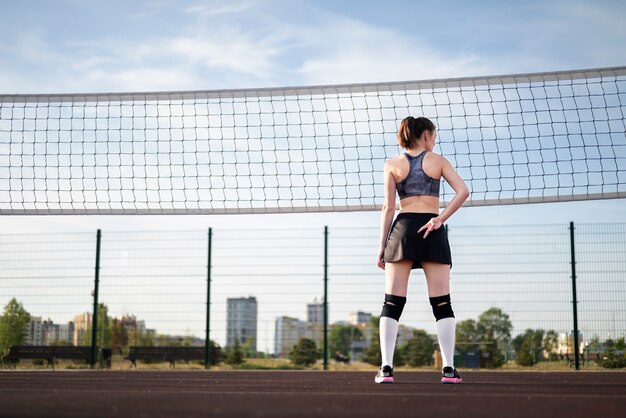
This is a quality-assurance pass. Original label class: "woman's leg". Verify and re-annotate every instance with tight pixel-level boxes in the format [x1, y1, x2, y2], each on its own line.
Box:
[379, 259, 412, 368]
[422, 261, 456, 369]
[421, 261, 450, 297]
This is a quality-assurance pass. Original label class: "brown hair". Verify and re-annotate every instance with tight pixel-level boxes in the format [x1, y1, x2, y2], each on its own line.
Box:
[397, 116, 436, 149]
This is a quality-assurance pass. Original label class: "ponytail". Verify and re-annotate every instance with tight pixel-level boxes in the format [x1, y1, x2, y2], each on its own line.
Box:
[397, 116, 436, 149]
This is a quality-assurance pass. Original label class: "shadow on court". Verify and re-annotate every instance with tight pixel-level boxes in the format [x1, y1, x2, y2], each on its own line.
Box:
[1, 370, 624, 418]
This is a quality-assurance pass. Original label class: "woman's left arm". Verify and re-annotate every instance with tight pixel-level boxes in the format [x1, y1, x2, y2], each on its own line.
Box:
[437, 156, 469, 223]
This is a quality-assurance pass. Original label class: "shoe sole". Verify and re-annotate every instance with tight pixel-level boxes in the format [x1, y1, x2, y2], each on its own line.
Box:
[374, 377, 394, 384]
[441, 377, 462, 384]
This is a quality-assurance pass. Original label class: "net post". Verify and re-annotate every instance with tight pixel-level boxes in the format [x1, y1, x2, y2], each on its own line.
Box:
[323, 226, 329, 371]
[205, 227, 212, 369]
[90, 229, 102, 368]
[569, 222, 580, 370]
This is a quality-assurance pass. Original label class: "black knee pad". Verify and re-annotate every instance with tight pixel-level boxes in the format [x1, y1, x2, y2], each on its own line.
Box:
[380, 293, 407, 321]
[429, 294, 455, 321]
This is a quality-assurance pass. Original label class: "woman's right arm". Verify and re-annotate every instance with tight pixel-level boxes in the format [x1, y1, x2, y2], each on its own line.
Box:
[378, 161, 397, 269]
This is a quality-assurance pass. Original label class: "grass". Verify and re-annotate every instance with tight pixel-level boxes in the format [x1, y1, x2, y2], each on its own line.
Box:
[1, 356, 620, 372]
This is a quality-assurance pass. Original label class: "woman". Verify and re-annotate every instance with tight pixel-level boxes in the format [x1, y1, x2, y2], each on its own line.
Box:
[375, 116, 469, 384]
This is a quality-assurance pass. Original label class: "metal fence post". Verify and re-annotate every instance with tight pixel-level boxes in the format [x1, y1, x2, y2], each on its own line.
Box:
[569, 222, 580, 370]
[205, 227, 212, 369]
[323, 226, 329, 371]
[90, 229, 102, 368]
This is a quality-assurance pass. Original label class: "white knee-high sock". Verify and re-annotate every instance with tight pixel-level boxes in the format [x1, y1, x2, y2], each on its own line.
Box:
[436, 317, 456, 368]
[379, 316, 399, 368]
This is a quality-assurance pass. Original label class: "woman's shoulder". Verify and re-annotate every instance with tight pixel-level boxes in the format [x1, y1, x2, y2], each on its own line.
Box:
[386, 154, 408, 166]
[422, 152, 449, 177]
[423, 151, 444, 162]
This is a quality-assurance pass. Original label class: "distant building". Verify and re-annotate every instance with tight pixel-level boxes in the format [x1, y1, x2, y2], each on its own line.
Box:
[307, 299, 324, 324]
[73, 312, 92, 346]
[274, 315, 323, 357]
[24, 316, 43, 345]
[274, 316, 302, 356]
[273, 299, 325, 357]
[397, 324, 414, 347]
[305, 322, 324, 349]
[227, 297, 258, 352]
[346, 311, 375, 360]
[112, 315, 147, 349]
[557, 332, 586, 354]
[348, 311, 372, 326]
[42, 319, 60, 345]
[119, 315, 146, 334]
[59, 322, 74, 345]
[342, 311, 415, 361]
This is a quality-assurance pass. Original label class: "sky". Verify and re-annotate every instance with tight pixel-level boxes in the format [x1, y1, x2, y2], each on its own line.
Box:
[1, 0, 625, 349]
[2, 0, 626, 94]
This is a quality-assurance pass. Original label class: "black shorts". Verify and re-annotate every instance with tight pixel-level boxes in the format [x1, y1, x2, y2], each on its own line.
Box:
[383, 212, 452, 270]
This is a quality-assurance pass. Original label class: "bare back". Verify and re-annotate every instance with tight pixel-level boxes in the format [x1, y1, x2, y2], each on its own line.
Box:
[387, 151, 443, 213]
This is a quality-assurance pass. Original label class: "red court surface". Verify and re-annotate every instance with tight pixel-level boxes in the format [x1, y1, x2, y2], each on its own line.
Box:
[1, 370, 625, 418]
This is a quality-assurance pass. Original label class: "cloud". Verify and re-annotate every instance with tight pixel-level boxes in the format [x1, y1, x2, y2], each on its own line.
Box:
[183, 3, 254, 16]
[0, 25, 293, 93]
[2, 1, 624, 95]
[293, 17, 496, 85]
[470, 1, 626, 71]
[162, 28, 289, 78]
[124, 0, 179, 19]
[82, 67, 203, 93]
[0, 70, 34, 94]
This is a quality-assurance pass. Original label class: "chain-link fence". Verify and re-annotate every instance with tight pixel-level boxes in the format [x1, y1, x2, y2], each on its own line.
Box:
[1, 222, 624, 369]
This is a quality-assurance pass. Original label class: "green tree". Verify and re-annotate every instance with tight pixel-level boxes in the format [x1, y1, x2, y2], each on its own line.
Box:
[241, 336, 257, 358]
[182, 335, 195, 347]
[122, 326, 157, 349]
[477, 308, 512, 345]
[393, 345, 407, 367]
[330, 325, 363, 358]
[81, 304, 112, 348]
[48, 339, 72, 346]
[206, 340, 223, 366]
[137, 329, 156, 346]
[112, 318, 129, 350]
[226, 339, 244, 365]
[0, 298, 31, 356]
[543, 330, 560, 360]
[477, 308, 512, 367]
[400, 329, 435, 367]
[362, 316, 381, 366]
[587, 336, 601, 353]
[289, 338, 320, 367]
[512, 329, 545, 366]
[599, 338, 626, 369]
[455, 319, 478, 358]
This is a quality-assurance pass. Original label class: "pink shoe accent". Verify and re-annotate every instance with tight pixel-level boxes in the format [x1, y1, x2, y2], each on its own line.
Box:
[441, 376, 462, 384]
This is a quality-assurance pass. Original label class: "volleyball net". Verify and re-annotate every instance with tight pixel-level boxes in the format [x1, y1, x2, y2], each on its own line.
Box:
[1, 66, 625, 215]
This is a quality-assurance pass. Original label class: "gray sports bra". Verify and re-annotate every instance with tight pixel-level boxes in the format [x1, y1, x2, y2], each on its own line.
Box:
[396, 151, 440, 199]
